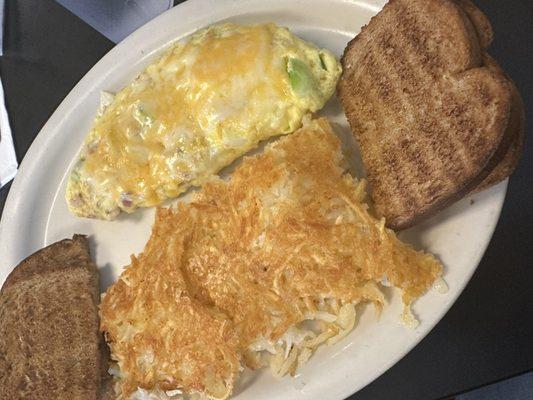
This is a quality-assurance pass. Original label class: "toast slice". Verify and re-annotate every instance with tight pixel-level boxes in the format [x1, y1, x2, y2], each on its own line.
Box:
[338, 0, 516, 229]
[0, 235, 108, 400]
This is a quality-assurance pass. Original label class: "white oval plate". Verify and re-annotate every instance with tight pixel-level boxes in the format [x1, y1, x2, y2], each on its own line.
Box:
[0, 0, 507, 399]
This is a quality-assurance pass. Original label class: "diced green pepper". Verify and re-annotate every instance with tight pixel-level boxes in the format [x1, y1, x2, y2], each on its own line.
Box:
[319, 53, 328, 71]
[287, 58, 316, 95]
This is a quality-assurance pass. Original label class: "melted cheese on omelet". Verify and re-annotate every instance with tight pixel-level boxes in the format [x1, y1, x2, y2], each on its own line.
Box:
[100, 118, 442, 399]
[66, 23, 341, 219]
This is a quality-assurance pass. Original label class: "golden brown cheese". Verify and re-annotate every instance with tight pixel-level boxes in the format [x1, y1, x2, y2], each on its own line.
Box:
[100, 118, 442, 399]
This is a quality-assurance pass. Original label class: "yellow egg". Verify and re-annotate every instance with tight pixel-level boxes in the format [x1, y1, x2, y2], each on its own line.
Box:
[66, 23, 341, 219]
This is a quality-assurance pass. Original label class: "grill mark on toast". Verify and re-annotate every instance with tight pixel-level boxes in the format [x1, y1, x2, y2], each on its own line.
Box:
[379, 1, 473, 215]
[374, 2, 467, 215]
[357, 3, 439, 215]
[348, 35, 421, 216]
[393, 4, 460, 200]
[394, 2, 490, 197]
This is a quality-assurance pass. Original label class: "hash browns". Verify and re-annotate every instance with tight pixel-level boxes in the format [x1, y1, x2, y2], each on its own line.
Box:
[100, 118, 442, 399]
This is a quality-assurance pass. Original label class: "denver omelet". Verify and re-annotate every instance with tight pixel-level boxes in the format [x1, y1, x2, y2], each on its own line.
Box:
[100, 118, 443, 400]
[66, 23, 341, 220]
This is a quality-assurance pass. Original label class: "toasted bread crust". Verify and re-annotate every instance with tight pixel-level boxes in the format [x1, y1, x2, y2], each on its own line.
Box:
[454, 3, 524, 191]
[338, 0, 513, 229]
[454, 0, 494, 48]
[475, 78, 524, 190]
[2, 235, 95, 290]
[0, 236, 105, 400]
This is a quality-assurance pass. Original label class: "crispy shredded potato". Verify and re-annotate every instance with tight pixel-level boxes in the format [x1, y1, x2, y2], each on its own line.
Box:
[100, 118, 443, 399]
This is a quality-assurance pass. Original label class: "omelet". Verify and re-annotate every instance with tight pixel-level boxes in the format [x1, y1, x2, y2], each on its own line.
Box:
[100, 118, 443, 399]
[66, 23, 341, 219]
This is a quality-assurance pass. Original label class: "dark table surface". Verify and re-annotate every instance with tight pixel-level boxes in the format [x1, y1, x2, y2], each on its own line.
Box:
[0, 0, 531, 399]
